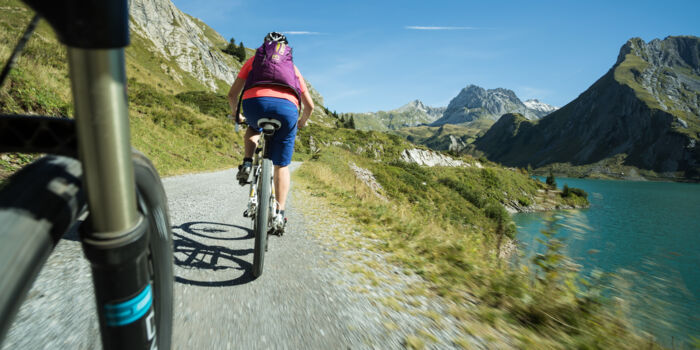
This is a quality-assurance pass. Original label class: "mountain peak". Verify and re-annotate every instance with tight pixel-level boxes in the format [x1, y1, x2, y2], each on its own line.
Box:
[523, 99, 558, 115]
[616, 36, 700, 70]
[431, 84, 538, 125]
[408, 99, 426, 108]
[614, 35, 700, 116]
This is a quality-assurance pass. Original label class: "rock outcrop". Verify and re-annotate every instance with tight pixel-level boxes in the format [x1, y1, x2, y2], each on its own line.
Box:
[349, 162, 388, 201]
[129, 0, 237, 90]
[400, 148, 480, 167]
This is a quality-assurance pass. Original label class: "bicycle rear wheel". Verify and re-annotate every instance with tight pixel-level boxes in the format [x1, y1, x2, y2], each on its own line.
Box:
[252, 159, 272, 278]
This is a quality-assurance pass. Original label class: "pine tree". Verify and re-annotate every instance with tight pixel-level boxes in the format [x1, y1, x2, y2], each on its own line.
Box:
[235, 42, 246, 61]
[546, 170, 557, 188]
[223, 38, 237, 56]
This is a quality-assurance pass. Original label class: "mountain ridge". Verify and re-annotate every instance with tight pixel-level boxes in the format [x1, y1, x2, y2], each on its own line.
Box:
[351, 99, 446, 131]
[473, 36, 700, 180]
[352, 87, 557, 133]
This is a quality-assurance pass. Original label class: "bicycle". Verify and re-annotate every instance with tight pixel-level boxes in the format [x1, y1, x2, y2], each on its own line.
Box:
[0, 1, 173, 349]
[237, 118, 282, 278]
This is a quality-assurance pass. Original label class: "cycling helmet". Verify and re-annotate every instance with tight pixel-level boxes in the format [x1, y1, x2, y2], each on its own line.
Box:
[264, 31, 288, 44]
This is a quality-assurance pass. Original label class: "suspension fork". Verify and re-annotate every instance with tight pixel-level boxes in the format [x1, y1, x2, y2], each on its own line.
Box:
[68, 48, 155, 349]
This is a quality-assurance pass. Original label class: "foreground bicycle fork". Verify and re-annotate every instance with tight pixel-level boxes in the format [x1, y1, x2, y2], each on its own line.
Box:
[70, 48, 157, 349]
[19, 1, 159, 348]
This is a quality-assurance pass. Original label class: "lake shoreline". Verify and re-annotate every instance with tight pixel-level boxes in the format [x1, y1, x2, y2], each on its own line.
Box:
[511, 177, 699, 347]
[531, 163, 700, 184]
[504, 188, 590, 214]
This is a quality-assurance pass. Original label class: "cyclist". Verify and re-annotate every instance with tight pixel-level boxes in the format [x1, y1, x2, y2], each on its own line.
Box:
[227, 31, 314, 233]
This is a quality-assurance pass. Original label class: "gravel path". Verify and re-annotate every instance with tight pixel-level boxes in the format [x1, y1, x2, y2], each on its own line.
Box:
[3, 163, 487, 349]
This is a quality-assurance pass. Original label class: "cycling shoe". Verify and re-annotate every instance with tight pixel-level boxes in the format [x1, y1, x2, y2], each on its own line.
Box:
[236, 161, 252, 184]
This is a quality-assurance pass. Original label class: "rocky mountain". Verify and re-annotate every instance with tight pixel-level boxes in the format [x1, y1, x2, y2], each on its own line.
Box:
[351, 100, 446, 131]
[353, 87, 557, 133]
[473, 36, 700, 180]
[130, 0, 238, 92]
[395, 99, 446, 120]
[431, 85, 551, 125]
[523, 99, 558, 117]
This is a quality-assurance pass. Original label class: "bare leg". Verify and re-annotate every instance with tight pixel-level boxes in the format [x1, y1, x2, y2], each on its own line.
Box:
[243, 127, 260, 159]
[274, 165, 290, 211]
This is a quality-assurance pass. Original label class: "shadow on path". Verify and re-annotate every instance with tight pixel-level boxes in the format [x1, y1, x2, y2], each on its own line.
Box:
[175, 221, 254, 240]
[172, 221, 255, 287]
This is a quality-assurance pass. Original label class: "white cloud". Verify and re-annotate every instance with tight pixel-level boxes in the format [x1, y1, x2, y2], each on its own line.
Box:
[405, 26, 477, 30]
[283, 31, 322, 35]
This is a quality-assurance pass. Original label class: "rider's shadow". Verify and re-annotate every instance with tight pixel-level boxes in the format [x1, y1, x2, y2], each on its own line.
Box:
[172, 222, 255, 287]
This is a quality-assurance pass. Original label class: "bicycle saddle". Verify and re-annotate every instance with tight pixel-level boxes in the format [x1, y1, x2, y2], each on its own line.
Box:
[258, 118, 281, 135]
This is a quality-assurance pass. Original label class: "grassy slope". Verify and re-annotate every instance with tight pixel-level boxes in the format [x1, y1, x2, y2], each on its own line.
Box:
[0, 0, 255, 176]
[395, 120, 495, 150]
[293, 124, 656, 348]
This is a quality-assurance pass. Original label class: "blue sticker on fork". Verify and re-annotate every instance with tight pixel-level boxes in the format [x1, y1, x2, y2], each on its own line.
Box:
[104, 284, 153, 326]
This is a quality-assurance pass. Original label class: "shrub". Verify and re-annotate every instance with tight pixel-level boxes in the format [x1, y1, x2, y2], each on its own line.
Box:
[546, 170, 556, 188]
[175, 91, 229, 117]
[480, 168, 500, 189]
[438, 177, 485, 208]
[562, 184, 588, 199]
[484, 200, 508, 224]
[517, 196, 532, 207]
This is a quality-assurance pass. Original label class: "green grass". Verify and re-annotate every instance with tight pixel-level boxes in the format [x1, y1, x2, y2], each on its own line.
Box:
[175, 90, 230, 117]
[614, 53, 657, 109]
[293, 124, 659, 348]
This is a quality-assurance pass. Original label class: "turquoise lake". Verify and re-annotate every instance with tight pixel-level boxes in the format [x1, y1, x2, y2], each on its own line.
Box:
[513, 178, 699, 346]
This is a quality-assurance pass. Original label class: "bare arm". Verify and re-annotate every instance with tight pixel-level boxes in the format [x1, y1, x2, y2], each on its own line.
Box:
[227, 77, 246, 120]
[298, 88, 314, 128]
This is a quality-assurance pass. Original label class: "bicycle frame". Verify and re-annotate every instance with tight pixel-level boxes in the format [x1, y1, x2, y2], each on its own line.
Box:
[0, 1, 159, 348]
[246, 132, 276, 219]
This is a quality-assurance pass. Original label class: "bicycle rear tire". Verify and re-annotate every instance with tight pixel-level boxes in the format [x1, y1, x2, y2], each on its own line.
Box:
[252, 159, 272, 278]
[0, 152, 173, 349]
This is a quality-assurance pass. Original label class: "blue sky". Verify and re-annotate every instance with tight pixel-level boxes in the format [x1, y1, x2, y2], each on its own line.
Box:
[173, 0, 699, 113]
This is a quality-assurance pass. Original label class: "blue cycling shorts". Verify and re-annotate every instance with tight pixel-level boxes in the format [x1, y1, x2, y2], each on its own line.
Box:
[242, 97, 299, 166]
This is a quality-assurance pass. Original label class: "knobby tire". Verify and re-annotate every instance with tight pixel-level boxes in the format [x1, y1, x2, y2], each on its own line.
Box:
[132, 150, 174, 350]
[252, 159, 272, 278]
